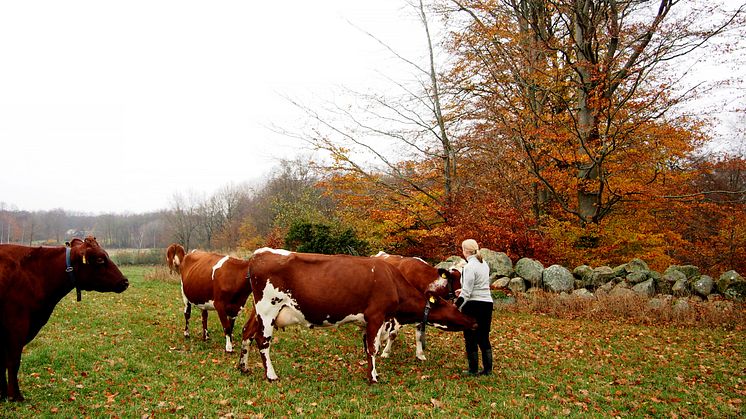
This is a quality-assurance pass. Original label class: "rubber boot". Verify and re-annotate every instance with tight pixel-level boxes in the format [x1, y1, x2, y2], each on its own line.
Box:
[479, 348, 493, 376]
[464, 351, 479, 376]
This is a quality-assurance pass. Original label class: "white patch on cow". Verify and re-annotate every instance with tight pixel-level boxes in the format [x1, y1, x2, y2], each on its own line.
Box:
[431, 322, 448, 330]
[426, 277, 448, 292]
[254, 247, 292, 256]
[225, 336, 233, 353]
[174, 254, 181, 266]
[261, 348, 278, 380]
[255, 281, 299, 336]
[373, 251, 389, 257]
[180, 283, 190, 312]
[413, 257, 428, 264]
[195, 300, 215, 311]
[211, 255, 230, 280]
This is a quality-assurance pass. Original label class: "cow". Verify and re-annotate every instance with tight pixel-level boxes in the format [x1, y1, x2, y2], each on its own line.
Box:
[372, 252, 462, 360]
[0, 236, 129, 401]
[166, 243, 186, 275]
[237, 248, 477, 383]
[179, 250, 251, 353]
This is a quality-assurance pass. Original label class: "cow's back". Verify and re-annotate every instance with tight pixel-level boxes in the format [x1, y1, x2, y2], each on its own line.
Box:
[249, 251, 401, 325]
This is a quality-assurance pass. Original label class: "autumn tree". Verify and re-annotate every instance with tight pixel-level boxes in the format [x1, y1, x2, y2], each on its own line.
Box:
[441, 0, 744, 228]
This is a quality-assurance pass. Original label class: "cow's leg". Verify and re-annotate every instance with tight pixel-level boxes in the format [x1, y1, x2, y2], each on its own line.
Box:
[379, 320, 396, 358]
[414, 328, 427, 361]
[5, 328, 25, 401]
[254, 320, 278, 381]
[1, 348, 7, 399]
[183, 302, 192, 338]
[238, 309, 259, 373]
[201, 309, 209, 341]
[364, 319, 387, 383]
[214, 304, 235, 353]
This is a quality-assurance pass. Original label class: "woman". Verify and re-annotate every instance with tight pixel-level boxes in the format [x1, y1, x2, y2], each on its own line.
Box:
[454, 239, 493, 376]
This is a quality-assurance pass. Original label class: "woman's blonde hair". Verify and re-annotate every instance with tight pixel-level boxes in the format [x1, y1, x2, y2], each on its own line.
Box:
[461, 239, 483, 262]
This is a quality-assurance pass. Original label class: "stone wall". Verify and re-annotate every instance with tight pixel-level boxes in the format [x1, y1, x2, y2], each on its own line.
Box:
[437, 249, 746, 302]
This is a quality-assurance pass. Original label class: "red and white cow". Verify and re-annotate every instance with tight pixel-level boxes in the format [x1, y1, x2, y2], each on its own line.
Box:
[179, 250, 251, 352]
[0, 236, 129, 401]
[166, 243, 186, 274]
[237, 248, 476, 383]
[373, 252, 462, 360]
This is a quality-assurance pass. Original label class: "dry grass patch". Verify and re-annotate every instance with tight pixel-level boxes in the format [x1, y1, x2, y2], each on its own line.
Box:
[506, 290, 746, 330]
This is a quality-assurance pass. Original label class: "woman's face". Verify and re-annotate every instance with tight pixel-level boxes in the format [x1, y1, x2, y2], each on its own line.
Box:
[462, 247, 469, 258]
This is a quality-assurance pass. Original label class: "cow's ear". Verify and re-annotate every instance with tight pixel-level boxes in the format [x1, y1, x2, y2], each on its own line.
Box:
[437, 268, 450, 279]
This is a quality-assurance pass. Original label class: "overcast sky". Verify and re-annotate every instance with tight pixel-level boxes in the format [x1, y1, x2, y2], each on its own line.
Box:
[0, 0, 425, 214]
[1, 1, 743, 215]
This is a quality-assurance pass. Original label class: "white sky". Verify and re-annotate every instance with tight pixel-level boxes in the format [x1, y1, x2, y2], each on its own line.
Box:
[1, 1, 742, 215]
[0, 0, 425, 214]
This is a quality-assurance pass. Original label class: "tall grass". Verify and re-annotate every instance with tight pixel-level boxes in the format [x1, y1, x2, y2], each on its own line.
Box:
[3, 266, 744, 417]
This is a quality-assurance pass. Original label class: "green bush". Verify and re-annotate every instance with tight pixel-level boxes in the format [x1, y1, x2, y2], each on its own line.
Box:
[285, 221, 369, 256]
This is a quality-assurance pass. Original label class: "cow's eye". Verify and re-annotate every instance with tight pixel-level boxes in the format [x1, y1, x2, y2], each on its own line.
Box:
[97, 258, 106, 265]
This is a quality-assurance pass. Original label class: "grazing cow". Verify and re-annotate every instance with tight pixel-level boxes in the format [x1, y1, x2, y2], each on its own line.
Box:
[373, 252, 462, 360]
[0, 236, 129, 401]
[179, 250, 251, 352]
[237, 248, 476, 383]
[166, 243, 186, 274]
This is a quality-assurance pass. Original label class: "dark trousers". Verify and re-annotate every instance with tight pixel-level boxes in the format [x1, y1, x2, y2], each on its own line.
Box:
[462, 300, 493, 358]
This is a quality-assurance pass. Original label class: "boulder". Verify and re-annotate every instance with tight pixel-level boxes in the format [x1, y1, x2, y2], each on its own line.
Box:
[590, 266, 616, 289]
[508, 277, 526, 294]
[665, 265, 701, 281]
[514, 258, 544, 287]
[672, 279, 690, 297]
[573, 265, 594, 288]
[435, 256, 465, 271]
[717, 270, 746, 301]
[543, 265, 574, 293]
[657, 269, 686, 295]
[692, 275, 714, 298]
[626, 258, 650, 273]
[632, 279, 656, 298]
[626, 271, 648, 285]
[491, 277, 511, 290]
[481, 249, 513, 278]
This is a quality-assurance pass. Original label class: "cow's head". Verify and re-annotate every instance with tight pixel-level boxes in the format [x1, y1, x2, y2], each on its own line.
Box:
[69, 236, 129, 294]
[431, 268, 462, 301]
[422, 292, 477, 331]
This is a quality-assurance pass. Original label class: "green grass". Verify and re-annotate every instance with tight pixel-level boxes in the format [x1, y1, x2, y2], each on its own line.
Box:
[3, 266, 745, 417]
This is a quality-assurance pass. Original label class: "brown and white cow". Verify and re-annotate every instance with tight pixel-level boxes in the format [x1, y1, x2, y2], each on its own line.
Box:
[373, 252, 462, 360]
[237, 248, 476, 383]
[0, 236, 129, 401]
[179, 250, 251, 352]
[166, 243, 186, 275]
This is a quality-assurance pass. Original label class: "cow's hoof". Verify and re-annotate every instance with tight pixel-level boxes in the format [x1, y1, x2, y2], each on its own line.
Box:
[416, 355, 427, 361]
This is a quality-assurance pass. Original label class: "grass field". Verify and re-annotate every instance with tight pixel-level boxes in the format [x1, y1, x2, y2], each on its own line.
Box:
[3, 266, 745, 417]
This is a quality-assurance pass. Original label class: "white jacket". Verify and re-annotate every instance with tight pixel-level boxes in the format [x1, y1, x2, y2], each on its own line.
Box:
[460, 255, 493, 304]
